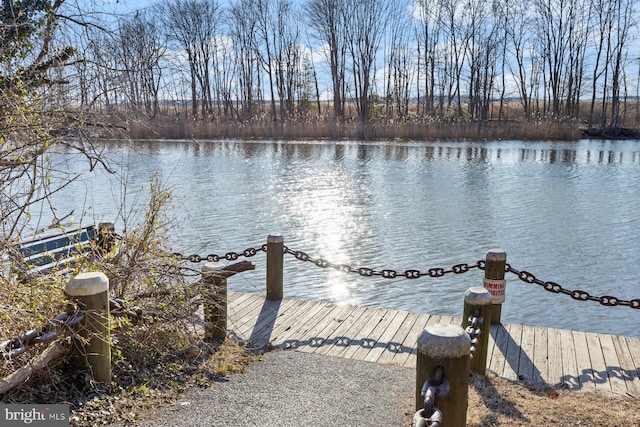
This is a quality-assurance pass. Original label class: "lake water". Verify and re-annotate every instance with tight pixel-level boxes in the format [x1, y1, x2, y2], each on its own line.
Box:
[46, 139, 640, 338]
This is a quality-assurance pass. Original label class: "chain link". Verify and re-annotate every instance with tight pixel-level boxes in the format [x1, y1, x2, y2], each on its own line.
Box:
[1, 311, 85, 359]
[284, 246, 483, 279]
[466, 309, 482, 357]
[172, 245, 267, 264]
[505, 265, 640, 309]
[171, 244, 638, 310]
[414, 366, 448, 427]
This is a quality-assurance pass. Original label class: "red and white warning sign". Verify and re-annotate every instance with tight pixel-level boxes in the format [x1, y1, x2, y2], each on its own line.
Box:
[483, 278, 506, 303]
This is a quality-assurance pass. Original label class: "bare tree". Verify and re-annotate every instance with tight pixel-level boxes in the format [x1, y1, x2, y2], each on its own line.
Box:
[532, 0, 589, 119]
[229, 0, 260, 119]
[412, 0, 442, 117]
[115, 12, 166, 118]
[465, 0, 500, 120]
[272, 0, 302, 120]
[158, 0, 222, 119]
[250, 0, 279, 122]
[343, 0, 393, 123]
[439, 0, 469, 118]
[305, 0, 348, 120]
[608, 0, 634, 129]
[385, 2, 414, 120]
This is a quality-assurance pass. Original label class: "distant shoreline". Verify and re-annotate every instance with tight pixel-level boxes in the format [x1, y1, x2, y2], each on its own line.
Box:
[121, 117, 592, 142]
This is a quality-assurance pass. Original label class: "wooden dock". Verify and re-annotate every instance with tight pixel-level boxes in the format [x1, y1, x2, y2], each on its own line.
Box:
[227, 291, 640, 397]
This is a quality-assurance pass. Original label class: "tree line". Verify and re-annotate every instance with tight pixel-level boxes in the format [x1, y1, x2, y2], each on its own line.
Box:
[50, 0, 640, 131]
[5, 0, 640, 134]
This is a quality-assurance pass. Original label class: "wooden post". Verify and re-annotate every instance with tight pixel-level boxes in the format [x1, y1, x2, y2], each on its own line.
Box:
[416, 324, 470, 427]
[483, 249, 507, 325]
[65, 272, 111, 383]
[462, 287, 493, 375]
[202, 261, 227, 341]
[97, 222, 115, 254]
[266, 234, 284, 300]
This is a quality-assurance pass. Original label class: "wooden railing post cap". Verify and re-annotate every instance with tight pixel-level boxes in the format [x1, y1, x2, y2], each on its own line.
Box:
[202, 261, 223, 274]
[485, 248, 506, 261]
[65, 272, 109, 296]
[268, 234, 284, 243]
[417, 324, 470, 358]
[464, 287, 493, 305]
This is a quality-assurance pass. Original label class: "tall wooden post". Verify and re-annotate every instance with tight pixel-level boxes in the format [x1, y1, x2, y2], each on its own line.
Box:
[65, 272, 111, 383]
[202, 262, 227, 341]
[483, 249, 507, 325]
[266, 234, 284, 300]
[462, 287, 492, 375]
[416, 324, 470, 427]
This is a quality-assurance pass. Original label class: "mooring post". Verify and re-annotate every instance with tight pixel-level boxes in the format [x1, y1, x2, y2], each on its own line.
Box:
[266, 234, 284, 300]
[65, 272, 111, 383]
[462, 287, 493, 375]
[415, 324, 470, 427]
[483, 249, 507, 325]
[202, 261, 227, 341]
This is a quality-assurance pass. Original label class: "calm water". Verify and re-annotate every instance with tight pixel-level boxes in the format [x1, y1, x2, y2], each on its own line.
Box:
[46, 139, 640, 338]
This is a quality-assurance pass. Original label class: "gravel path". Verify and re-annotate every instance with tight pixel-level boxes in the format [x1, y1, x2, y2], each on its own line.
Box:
[114, 350, 416, 426]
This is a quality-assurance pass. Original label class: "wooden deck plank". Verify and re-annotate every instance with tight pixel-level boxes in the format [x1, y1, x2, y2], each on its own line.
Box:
[248, 299, 308, 347]
[348, 309, 400, 361]
[268, 300, 325, 344]
[517, 325, 537, 384]
[227, 293, 267, 333]
[403, 314, 441, 370]
[321, 306, 380, 358]
[362, 310, 410, 363]
[273, 301, 333, 349]
[599, 333, 628, 396]
[231, 296, 283, 338]
[626, 337, 640, 381]
[376, 312, 421, 366]
[294, 305, 356, 353]
[228, 292, 263, 323]
[242, 298, 298, 346]
[558, 328, 580, 390]
[486, 324, 498, 372]
[584, 332, 613, 394]
[438, 315, 457, 326]
[502, 323, 522, 381]
[313, 305, 369, 356]
[224, 292, 639, 396]
[340, 308, 392, 360]
[488, 324, 509, 378]
[547, 327, 564, 388]
[572, 330, 596, 390]
[611, 335, 640, 397]
[227, 291, 253, 312]
[277, 303, 337, 350]
[532, 327, 548, 384]
[392, 313, 432, 368]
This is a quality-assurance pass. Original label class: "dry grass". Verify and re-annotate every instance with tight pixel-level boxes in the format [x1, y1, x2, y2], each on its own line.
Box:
[465, 372, 640, 426]
[125, 116, 583, 141]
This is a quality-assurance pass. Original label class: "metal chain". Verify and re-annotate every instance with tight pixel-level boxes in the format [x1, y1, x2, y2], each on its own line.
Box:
[171, 244, 638, 310]
[284, 246, 484, 279]
[505, 265, 640, 310]
[172, 245, 266, 263]
[466, 309, 482, 358]
[1, 311, 85, 360]
[414, 366, 449, 427]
